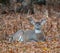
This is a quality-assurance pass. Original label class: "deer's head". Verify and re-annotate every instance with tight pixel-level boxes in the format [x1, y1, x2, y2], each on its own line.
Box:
[27, 16, 46, 33]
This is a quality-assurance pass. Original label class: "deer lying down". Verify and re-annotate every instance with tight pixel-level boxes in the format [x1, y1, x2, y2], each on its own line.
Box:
[9, 17, 46, 42]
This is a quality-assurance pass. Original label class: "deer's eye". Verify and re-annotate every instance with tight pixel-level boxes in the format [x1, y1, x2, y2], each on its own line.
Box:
[36, 22, 40, 25]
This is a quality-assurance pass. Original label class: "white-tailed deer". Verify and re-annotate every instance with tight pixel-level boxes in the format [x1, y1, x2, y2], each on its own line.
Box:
[9, 16, 47, 42]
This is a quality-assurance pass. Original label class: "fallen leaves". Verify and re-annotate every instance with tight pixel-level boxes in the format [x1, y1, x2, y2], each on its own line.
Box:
[0, 40, 60, 53]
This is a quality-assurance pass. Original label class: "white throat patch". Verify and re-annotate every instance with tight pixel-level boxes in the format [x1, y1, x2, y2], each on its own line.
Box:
[35, 29, 41, 33]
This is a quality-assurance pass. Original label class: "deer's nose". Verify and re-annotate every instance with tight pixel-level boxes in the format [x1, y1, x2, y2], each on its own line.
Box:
[36, 28, 40, 30]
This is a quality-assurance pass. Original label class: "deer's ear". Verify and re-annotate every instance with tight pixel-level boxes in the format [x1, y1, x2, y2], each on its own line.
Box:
[27, 16, 35, 25]
[40, 18, 46, 26]
[30, 18, 35, 25]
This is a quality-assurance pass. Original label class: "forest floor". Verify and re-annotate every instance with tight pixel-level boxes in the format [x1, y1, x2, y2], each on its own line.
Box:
[0, 8, 60, 53]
